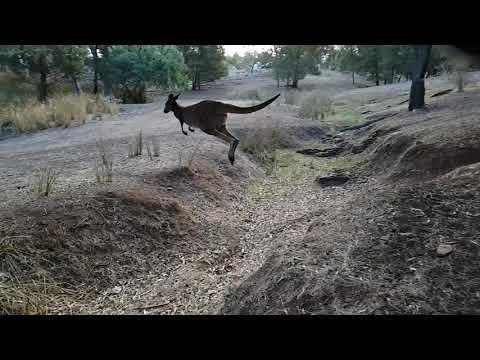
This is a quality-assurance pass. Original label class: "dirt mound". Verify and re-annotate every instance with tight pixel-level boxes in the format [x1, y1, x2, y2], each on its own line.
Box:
[0, 187, 206, 314]
[222, 170, 480, 314]
[368, 127, 480, 180]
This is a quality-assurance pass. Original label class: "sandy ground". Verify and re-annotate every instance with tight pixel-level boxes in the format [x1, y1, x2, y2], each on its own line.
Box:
[2, 70, 480, 314]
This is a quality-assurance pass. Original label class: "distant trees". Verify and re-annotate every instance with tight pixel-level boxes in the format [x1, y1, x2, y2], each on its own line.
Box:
[226, 52, 242, 70]
[178, 45, 228, 90]
[0, 45, 191, 104]
[106, 45, 188, 103]
[0, 45, 90, 102]
[330, 45, 446, 86]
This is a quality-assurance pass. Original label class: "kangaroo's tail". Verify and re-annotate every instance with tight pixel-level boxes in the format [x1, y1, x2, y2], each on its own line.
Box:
[219, 94, 281, 114]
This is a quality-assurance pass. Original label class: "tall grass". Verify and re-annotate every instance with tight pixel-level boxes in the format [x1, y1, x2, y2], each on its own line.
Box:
[240, 128, 292, 174]
[0, 94, 118, 134]
[298, 92, 334, 120]
[95, 140, 113, 183]
[128, 131, 143, 158]
[32, 167, 57, 197]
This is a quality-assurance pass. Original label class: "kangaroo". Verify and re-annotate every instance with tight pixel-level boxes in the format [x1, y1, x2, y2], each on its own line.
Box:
[163, 93, 280, 165]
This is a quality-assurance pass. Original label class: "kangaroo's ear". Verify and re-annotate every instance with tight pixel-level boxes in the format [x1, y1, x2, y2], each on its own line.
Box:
[174, 93, 181, 100]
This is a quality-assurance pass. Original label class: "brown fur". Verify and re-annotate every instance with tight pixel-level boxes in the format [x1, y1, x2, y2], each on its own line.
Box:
[164, 93, 280, 165]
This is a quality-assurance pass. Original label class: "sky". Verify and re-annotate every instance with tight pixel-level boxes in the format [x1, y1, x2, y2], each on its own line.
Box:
[224, 45, 272, 56]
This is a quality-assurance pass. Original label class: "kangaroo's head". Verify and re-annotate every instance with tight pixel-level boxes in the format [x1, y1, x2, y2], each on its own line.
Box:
[164, 93, 180, 113]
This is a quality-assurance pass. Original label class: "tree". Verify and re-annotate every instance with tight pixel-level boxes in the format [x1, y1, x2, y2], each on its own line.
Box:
[54, 45, 88, 95]
[408, 45, 432, 111]
[334, 45, 360, 84]
[226, 52, 242, 69]
[240, 51, 258, 73]
[106, 45, 188, 103]
[357, 45, 382, 86]
[98, 45, 113, 97]
[89, 45, 100, 94]
[178, 45, 228, 90]
[0, 46, 58, 102]
[270, 46, 309, 88]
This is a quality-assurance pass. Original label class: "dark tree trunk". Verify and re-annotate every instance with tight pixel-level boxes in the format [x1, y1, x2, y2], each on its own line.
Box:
[292, 78, 298, 88]
[100, 46, 112, 97]
[72, 76, 81, 95]
[408, 45, 432, 111]
[352, 71, 355, 85]
[38, 71, 48, 103]
[90, 45, 99, 94]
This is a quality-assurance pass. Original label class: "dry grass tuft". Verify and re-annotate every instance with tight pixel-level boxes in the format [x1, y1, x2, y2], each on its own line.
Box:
[240, 128, 293, 174]
[128, 131, 143, 158]
[32, 167, 57, 197]
[0, 94, 118, 133]
[298, 92, 334, 120]
[95, 139, 113, 183]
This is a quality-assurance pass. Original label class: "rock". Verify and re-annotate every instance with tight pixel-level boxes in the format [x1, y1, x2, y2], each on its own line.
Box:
[167, 187, 173, 191]
[316, 174, 350, 187]
[436, 244, 453, 257]
[110, 286, 123, 294]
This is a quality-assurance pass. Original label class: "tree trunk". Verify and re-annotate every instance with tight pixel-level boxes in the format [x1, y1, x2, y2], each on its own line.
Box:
[72, 76, 81, 95]
[352, 71, 355, 85]
[100, 46, 112, 97]
[292, 78, 298, 88]
[90, 45, 99, 94]
[38, 71, 48, 103]
[408, 45, 432, 111]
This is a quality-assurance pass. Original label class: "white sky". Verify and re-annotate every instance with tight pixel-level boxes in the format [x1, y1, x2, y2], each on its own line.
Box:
[224, 45, 272, 56]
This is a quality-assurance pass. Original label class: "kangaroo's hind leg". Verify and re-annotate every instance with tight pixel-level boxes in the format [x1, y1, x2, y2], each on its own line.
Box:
[218, 126, 239, 165]
[201, 128, 237, 165]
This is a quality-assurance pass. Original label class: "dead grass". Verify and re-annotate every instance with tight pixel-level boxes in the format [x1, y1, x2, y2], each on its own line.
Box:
[298, 92, 334, 120]
[226, 87, 277, 101]
[0, 94, 118, 133]
[240, 128, 293, 174]
[95, 139, 113, 183]
[128, 131, 143, 158]
[32, 167, 57, 197]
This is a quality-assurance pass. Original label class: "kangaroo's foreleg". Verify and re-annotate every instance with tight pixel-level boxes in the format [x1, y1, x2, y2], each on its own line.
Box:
[180, 120, 188, 135]
[188, 126, 195, 132]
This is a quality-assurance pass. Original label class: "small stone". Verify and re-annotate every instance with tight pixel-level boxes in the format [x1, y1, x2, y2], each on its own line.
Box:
[110, 286, 122, 294]
[436, 244, 453, 257]
[167, 187, 173, 191]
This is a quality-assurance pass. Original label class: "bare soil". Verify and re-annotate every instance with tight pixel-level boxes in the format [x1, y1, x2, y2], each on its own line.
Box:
[2, 70, 480, 314]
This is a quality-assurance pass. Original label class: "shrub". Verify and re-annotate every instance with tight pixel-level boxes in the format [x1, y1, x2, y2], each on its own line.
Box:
[298, 92, 334, 120]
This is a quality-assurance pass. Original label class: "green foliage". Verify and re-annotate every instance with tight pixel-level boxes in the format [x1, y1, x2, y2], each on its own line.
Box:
[178, 45, 228, 90]
[107, 45, 188, 91]
[269, 46, 329, 88]
[331, 45, 448, 85]
[226, 52, 242, 69]
[54, 46, 88, 80]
